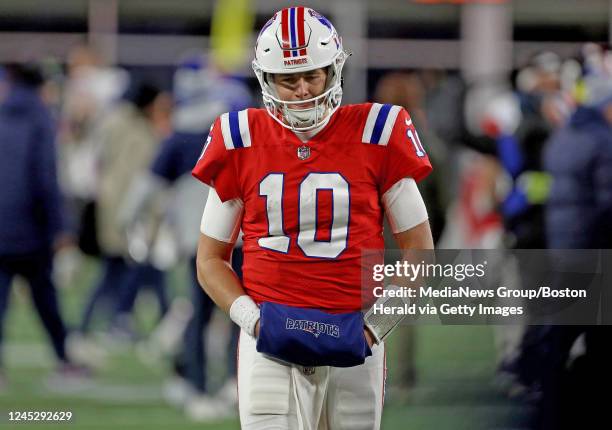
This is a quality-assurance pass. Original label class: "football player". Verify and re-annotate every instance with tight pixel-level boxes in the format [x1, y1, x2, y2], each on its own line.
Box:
[193, 7, 434, 429]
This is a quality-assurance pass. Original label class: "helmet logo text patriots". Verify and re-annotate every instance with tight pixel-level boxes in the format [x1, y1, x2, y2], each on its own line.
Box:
[284, 58, 308, 66]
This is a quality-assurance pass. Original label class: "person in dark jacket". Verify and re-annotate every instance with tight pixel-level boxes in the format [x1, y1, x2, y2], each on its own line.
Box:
[537, 75, 612, 430]
[118, 54, 252, 420]
[545, 77, 612, 249]
[0, 64, 77, 385]
[494, 53, 568, 398]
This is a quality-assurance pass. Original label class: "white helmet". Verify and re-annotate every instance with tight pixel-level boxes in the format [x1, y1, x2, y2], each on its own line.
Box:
[252, 7, 348, 131]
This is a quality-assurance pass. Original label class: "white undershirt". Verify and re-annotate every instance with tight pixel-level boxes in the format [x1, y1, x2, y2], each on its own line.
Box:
[200, 177, 428, 243]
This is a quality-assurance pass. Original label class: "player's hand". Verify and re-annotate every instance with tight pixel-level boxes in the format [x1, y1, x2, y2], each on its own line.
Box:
[364, 328, 375, 348]
[255, 320, 260, 338]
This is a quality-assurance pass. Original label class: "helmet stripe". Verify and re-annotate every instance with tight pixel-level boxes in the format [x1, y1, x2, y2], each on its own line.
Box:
[281, 8, 290, 58]
[297, 7, 306, 56]
[289, 7, 297, 57]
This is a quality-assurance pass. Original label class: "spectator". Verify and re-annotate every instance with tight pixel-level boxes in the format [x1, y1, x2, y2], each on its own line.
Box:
[539, 74, 612, 430]
[498, 51, 567, 249]
[492, 53, 571, 396]
[119, 54, 253, 421]
[60, 45, 129, 204]
[79, 82, 169, 338]
[0, 63, 80, 387]
[373, 72, 447, 398]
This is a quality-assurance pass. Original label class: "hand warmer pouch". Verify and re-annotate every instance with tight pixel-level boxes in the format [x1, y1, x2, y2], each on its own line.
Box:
[256, 302, 372, 368]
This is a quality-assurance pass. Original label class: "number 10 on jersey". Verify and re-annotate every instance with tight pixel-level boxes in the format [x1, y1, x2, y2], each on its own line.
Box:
[258, 172, 350, 259]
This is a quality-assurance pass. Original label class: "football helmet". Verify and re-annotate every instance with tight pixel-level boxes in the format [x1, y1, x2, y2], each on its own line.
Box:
[252, 7, 348, 131]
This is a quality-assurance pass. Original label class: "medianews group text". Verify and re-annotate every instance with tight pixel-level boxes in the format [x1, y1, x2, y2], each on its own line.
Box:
[372, 286, 588, 300]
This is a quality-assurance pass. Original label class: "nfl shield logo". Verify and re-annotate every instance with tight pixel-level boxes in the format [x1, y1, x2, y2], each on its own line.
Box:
[297, 145, 311, 160]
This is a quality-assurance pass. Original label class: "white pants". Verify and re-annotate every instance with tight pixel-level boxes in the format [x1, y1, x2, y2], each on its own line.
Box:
[237, 331, 386, 430]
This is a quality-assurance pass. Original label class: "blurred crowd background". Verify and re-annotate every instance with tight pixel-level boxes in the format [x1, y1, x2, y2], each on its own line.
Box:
[1, 1, 611, 429]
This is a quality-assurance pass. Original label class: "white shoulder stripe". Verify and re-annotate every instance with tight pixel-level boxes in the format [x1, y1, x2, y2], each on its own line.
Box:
[238, 109, 252, 148]
[219, 110, 251, 150]
[378, 105, 402, 146]
[362, 103, 402, 145]
[220, 113, 234, 150]
[362, 103, 383, 143]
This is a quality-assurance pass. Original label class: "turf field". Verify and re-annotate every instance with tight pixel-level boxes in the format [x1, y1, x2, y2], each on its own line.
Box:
[0, 257, 527, 429]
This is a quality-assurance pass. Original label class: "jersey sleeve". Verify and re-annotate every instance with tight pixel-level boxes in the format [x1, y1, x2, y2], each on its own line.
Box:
[191, 117, 241, 202]
[379, 108, 432, 195]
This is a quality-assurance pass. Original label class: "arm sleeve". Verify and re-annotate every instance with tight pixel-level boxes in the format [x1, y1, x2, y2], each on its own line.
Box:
[379, 108, 433, 195]
[200, 188, 243, 243]
[382, 177, 429, 234]
[192, 117, 241, 202]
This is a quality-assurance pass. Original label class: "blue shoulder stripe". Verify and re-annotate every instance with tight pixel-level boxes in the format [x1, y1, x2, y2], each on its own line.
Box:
[362, 103, 402, 146]
[370, 104, 392, 144]
[220, 110, 251, 150]
[229, 111, 244, 148]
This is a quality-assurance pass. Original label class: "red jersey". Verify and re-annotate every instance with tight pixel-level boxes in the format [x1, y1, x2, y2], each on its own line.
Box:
[192, 103, 432, 313]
